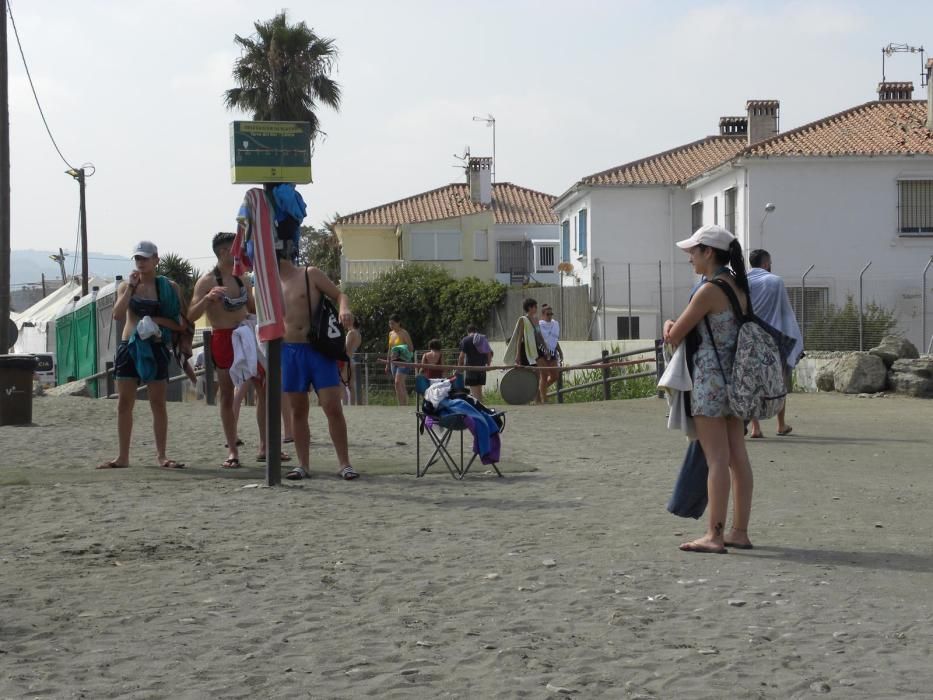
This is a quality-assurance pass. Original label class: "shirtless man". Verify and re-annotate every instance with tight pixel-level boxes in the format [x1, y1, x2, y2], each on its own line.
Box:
[98, 240, 187, 470]
[189, 232, 283, 468]
[343, 316, 363, 405]
[278, 255, 358, 480]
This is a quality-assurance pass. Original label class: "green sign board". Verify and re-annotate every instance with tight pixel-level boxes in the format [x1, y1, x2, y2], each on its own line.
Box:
[230, 121, 313, 184]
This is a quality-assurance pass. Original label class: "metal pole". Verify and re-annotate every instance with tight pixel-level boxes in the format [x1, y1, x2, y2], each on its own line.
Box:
[922, 256, 933, 353]
[57, 247, 67, 282]
[657, 260, 663, 339]
[0, 0, 11, 354]
[858, 261, 872, 351]
[77, 168, 89, 297]
[265, 338, 282, 486]
[492, 118, 496, 183]
[627, 262, 633, 339]
[601, 262, 607, 341]
[800, 264, 814, 350]
[364, 356, 370, 405]
[601, 349, 610, 400]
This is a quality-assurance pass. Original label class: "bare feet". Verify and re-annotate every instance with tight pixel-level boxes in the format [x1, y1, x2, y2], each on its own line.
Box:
[97, 459, 128, 469]
[679, 537, 727, 554]
[724, 528, 753, 549]
[158, 458, 186, 469]
[777, 425, 793, 436]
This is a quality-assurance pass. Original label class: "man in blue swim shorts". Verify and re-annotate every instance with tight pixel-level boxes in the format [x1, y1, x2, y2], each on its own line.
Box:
[278, 248, 359, 481]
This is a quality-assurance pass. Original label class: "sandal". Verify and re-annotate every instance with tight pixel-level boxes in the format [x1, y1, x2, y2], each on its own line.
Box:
[221, 457, 241, 469]
[159, 459, 186, 469]
[338, 465, 360, 480]
[97, 459, 128, 469]
[256, 452, 291, 463]
[285, 466, 310, 480]
[679, 540, 727, 554]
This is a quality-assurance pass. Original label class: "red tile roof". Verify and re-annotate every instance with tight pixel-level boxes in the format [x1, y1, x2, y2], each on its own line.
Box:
[742, 100, 933, 157]
[336, 183, 558, 226]
[579, 136, 747, 187]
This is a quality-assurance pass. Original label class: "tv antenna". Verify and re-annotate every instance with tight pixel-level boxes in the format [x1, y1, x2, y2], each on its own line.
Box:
[881, 43, 927, 86]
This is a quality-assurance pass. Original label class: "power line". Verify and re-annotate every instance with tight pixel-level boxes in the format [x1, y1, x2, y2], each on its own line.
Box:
[5, 0, 76, 169]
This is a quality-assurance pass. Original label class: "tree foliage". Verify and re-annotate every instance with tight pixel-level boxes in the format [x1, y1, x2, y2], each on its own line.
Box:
[297, 213, 341, 282]
[803, 294, 898, 351]
[345, 265, 507, 353]
[224, 10, 341, 139]
[156, 253, 200, 303]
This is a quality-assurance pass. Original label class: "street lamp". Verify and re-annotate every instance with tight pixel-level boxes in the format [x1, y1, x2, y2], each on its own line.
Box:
[759, 202, 776, 248]
[472, 114, 495, 182]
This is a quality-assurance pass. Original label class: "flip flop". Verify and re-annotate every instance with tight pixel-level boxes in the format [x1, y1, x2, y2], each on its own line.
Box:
[97, 460, 128, 469]
[283, 437, 294, 444]
[724, 541, 754, 550]
[777, 427, 793, 436]
[749, 433, 764, 439]
[679, 541, 728, 554]
[159, 459, 186, 469]
[285, 467, 310, 480]
[338, 465, 360, 480]
[221, 457, 241, 469]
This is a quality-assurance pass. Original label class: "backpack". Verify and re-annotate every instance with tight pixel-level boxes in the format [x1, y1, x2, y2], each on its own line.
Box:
[704, 278, 786, 421]
[304, 267, 348, 362]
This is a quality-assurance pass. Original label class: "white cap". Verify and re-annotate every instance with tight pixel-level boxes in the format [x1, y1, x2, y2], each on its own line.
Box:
[131, 240, 159, 258]
[676, 224, 736, 252]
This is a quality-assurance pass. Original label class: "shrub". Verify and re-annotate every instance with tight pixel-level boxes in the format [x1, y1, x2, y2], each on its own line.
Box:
[803, 294, 897, 351]
[346, 265, 506, 353]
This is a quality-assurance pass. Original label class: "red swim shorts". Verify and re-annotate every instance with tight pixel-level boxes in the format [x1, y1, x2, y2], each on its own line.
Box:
[211, 328, 235, 370]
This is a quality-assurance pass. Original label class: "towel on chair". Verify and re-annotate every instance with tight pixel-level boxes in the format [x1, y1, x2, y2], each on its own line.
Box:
[437, 398, 502, 464]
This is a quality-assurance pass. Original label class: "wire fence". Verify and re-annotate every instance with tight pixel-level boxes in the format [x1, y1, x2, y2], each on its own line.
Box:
[590, 257, 933, 353]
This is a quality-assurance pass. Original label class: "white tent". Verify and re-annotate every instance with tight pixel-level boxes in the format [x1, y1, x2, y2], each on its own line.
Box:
[13, 277, 110, 355]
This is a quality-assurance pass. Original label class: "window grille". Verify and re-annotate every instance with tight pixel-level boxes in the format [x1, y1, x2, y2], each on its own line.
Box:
[898, 180, 933, 234]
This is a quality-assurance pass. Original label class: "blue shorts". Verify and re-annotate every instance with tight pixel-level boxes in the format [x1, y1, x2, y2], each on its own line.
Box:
[282, 342, 341, 393]
[391, 364, 412, 376]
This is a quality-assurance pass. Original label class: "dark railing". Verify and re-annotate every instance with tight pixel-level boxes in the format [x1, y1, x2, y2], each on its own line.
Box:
[552, 339, 665, 402]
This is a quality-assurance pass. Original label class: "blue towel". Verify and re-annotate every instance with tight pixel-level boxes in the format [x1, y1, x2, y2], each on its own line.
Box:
[437, 398, 500, 461]
[128, 331, 158, 382]
[667, 441, 708, 519]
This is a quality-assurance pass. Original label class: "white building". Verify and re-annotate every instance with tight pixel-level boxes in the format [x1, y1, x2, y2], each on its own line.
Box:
[555, 61, 933, 349]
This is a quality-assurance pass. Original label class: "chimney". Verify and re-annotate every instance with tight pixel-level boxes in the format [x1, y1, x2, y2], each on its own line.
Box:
[719, 116, 748, 137]
[746, 100, 779, 145]
[876, 81, 914, 101]
[927, 58, 933, 130]
[468, 157, 492, 205]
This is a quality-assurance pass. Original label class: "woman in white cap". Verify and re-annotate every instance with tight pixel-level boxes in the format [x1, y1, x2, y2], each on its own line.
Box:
[662, 225, 754, 554]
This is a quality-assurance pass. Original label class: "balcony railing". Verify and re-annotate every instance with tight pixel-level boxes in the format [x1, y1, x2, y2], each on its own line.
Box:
[342, 259, 406, 284]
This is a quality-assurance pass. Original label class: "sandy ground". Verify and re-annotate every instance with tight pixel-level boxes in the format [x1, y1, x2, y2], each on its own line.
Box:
[1, 392, 932, 699]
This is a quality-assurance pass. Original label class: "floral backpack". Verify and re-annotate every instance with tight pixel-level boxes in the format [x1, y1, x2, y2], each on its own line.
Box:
[704, 278, 786, 420]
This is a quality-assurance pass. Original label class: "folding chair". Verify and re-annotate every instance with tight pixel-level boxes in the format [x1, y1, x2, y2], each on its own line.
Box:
[415, 375, 504, 480]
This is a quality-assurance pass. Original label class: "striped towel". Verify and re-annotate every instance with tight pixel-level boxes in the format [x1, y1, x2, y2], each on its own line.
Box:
[232, 188, 285, 342]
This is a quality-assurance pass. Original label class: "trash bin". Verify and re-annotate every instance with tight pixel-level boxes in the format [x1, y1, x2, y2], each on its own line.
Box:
[0, 354, 39, 426]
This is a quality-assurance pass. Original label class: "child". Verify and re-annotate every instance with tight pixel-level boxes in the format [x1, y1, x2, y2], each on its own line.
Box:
[421, 339, 444, 379]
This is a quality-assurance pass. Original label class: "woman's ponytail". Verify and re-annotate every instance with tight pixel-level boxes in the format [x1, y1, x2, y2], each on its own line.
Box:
[729, 239, 750, 299]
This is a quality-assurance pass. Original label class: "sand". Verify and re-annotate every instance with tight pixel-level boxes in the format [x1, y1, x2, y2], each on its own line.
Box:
[1, 392, 932, 699]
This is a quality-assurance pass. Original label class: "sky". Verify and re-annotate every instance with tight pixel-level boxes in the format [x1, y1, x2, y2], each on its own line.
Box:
[6, 0, 933, 273]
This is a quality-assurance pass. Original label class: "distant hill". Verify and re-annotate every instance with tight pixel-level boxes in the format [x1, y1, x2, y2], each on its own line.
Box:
[11, 249, 130, 286]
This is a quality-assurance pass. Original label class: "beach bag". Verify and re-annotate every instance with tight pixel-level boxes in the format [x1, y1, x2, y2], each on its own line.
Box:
[705, 278, 786, 421]
[305, 267, 348, 362]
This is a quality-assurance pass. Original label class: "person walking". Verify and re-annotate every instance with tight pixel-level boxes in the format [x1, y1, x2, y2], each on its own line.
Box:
[457, 326, 493, 400]
[662, 225, 754, 554]
[746, 249, 802, 439]
[344, 316, 363, 405]
[98, 241, 187, 470]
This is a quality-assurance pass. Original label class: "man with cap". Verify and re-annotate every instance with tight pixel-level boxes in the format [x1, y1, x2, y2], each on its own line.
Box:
[98, 241, 188, 470]
[188, 232, 283, 468]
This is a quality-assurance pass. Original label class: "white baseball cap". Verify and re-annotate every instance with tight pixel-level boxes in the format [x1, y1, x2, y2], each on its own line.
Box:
[676, 224, 736, 251]
[131, 240, 159, 258]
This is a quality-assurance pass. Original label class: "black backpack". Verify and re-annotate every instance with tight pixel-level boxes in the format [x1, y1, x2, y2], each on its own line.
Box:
[305, 268, 348, 362]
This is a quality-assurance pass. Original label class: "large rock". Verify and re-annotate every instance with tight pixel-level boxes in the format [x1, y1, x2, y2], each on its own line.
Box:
[815, 361, 837, 392]
[45, 378, 92, 398]
[833, 353, 887, 394]
[888, 357, 933, 398]
[868, 335, 919, 368]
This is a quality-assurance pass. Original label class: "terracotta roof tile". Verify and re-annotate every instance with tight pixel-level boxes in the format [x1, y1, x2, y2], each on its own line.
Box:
[743, 100, 933, 157]
[580, 136, 747, 186]
[336, 183, 558, 226]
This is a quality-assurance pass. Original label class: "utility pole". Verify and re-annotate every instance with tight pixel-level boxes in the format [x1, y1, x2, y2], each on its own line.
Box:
[1, 0, 12, 353]
[66, 167, 89, 296]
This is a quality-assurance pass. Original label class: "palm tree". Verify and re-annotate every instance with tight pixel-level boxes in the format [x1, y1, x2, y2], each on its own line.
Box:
[224, 11, 341, 140]
[156, 253, 199, 304]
